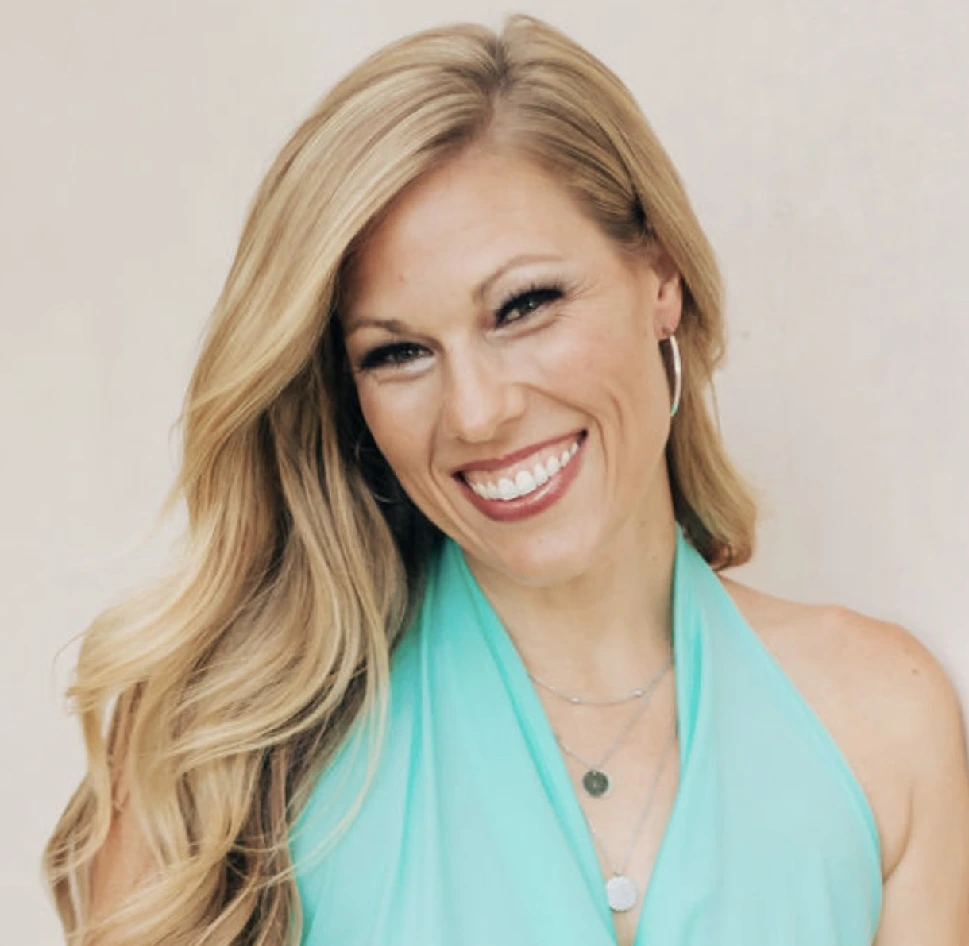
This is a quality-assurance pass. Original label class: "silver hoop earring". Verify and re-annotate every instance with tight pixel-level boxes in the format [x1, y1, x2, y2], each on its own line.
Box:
[666, 333, 682, 418]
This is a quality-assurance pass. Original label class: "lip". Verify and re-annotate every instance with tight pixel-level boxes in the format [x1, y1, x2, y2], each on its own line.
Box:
[453, 429, 586, 476]
[455, 431, 587, 523]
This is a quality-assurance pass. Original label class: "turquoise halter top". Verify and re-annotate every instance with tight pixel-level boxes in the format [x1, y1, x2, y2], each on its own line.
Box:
[290, 524, 883, 944]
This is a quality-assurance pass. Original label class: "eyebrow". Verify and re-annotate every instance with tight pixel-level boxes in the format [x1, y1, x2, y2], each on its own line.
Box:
[342, 252, 564, 338]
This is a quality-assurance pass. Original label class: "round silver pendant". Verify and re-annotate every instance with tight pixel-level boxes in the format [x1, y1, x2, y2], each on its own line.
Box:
[606, 874, 639, 913]
[582, 769, 611, 798]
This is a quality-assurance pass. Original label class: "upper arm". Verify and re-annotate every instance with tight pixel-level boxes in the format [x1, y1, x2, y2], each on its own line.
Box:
[870, 623, 969, 945]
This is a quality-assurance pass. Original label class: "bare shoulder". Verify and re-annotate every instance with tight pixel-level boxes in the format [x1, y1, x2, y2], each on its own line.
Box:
[718, 575, 969, 880]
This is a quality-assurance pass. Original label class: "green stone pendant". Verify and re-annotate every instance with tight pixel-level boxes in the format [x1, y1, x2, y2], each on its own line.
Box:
[582, 769, 611, 798]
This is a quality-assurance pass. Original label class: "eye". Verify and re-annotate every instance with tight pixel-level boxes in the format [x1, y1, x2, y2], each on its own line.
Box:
[357, 341, 428, 372]
[495, 282, 565, 326]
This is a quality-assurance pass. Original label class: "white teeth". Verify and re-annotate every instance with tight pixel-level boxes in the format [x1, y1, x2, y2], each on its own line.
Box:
[515, 470, 535, 493]
[497, 477, 517, 501]
[466, 435, 583, 502]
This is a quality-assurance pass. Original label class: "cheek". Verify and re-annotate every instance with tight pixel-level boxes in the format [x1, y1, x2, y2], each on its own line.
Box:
[527, 305, 656, 407]
[356, 382, 433, 481]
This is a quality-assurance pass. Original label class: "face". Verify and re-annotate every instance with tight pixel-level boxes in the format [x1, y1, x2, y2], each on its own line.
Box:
[340, 146, 682, 588]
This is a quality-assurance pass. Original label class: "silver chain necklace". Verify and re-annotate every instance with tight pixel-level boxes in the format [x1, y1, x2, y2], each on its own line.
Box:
[529, 654, 670, 707]
[530, 656, 672, 798]
[554, 658, 671, 798]
[587, 714, 678, 914]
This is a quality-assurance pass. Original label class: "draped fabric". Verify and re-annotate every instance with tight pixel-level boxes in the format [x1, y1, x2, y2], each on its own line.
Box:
[291, 524, 882, 944]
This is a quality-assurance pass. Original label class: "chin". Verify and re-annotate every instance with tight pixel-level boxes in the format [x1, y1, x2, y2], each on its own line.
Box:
[467, 524, 606, 589]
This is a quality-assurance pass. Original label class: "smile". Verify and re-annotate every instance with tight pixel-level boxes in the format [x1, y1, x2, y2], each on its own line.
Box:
[464, 437, 580, 500]
[454, 431, 587, 522]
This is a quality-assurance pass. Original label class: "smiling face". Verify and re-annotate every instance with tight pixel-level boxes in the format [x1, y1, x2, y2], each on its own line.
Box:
[340, 145, 682, 588]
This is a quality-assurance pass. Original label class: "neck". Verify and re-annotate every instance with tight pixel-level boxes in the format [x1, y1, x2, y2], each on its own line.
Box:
[465, 488, 677, 701]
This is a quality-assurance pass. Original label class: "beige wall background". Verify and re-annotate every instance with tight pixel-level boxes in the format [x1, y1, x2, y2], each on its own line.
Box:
[2, 0, 967, 938]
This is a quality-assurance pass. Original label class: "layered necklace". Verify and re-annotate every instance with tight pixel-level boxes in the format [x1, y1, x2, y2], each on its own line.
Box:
[527, 654, 676, 914]
[530, 656, 671, 799]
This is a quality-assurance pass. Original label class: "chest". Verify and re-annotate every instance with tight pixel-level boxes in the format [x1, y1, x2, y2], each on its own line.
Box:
[532, 607, 897, 946]
[295, 563, 885, 946]
[539, 681, 681, 946]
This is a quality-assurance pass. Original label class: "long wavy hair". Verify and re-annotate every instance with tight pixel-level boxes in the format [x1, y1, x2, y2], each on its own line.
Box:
[43, 13, 758, 945]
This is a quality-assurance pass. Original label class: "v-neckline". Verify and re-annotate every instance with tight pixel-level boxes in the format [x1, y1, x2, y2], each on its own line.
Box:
[448, 524, 699, 946]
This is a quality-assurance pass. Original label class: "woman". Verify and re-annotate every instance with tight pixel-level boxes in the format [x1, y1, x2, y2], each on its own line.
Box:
[44, 13, 969, 946]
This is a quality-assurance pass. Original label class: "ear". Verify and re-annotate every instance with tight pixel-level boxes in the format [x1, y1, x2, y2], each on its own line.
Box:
[646, 243, 683, 340]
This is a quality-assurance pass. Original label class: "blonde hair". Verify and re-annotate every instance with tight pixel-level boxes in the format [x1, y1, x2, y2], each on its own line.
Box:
[43, 13, 758, 945]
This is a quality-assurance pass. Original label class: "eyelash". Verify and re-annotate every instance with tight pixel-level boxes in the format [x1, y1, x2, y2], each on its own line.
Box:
[355, 281, 567, 372]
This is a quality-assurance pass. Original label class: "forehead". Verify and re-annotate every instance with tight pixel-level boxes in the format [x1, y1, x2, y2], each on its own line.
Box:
[343, 147, 608, 307]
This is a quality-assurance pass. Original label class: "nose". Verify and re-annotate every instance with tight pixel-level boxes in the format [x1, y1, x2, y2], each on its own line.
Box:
[440, 345, 526, 443]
